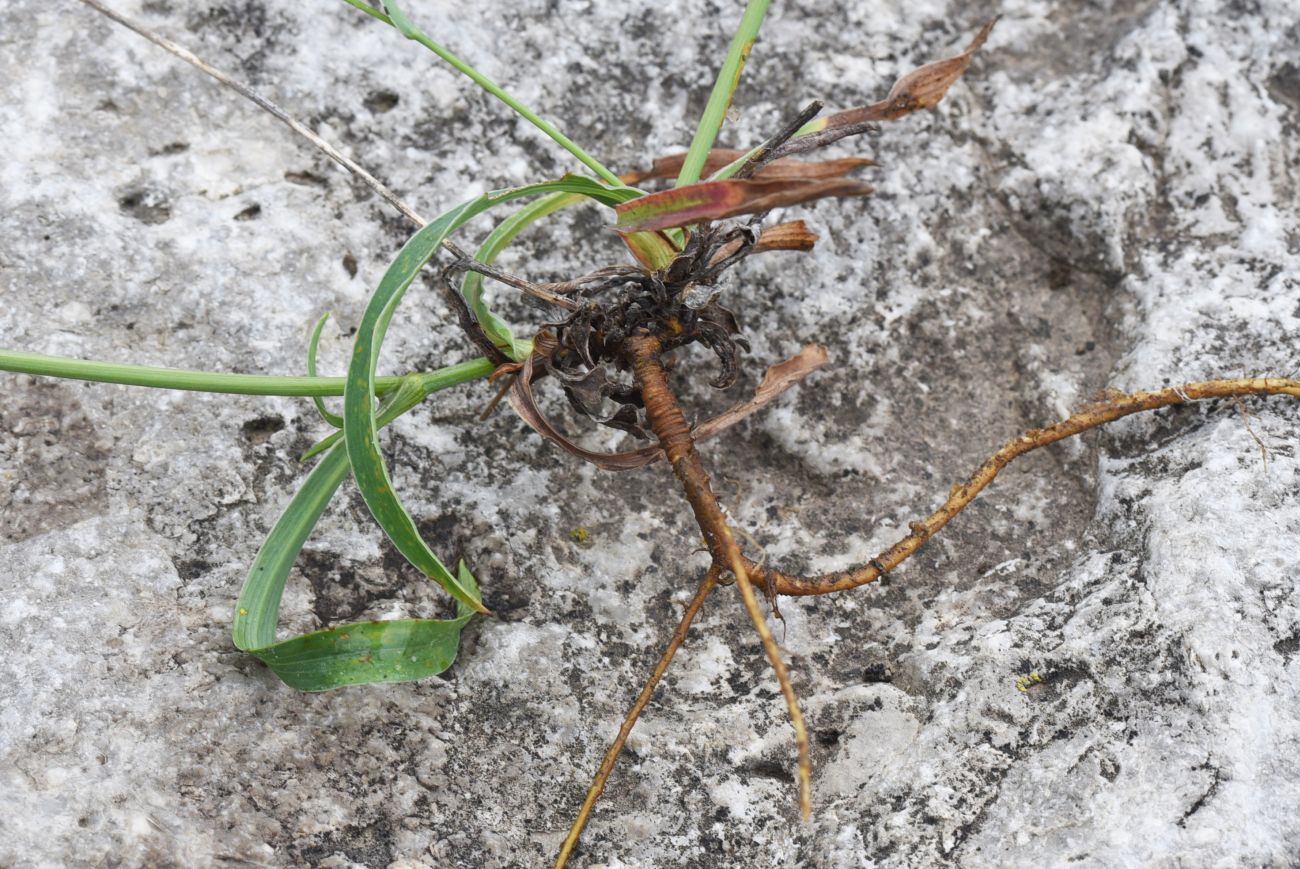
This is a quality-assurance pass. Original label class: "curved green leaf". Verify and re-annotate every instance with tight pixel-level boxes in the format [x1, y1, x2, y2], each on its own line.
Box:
[344, 177, 641, 614]
[232, 440, 479, 691]
[301, 357, 496, 463]
[234, 441, 352, 654]
[307, 312, 345, 428]
[461, 191, 583, 359]
[252, 609, 475, 691]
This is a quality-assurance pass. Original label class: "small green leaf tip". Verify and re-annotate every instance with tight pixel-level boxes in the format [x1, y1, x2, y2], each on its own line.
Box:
[307, 311, 345, 428]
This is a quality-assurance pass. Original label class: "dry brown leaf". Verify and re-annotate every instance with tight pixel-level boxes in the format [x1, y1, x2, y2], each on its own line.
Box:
[615, 178, 872, 234]
[708, 220, 820, 266]
[624, 150, 875, 185]
[691, 343, 830, 443]
[772, 18, 998, 158]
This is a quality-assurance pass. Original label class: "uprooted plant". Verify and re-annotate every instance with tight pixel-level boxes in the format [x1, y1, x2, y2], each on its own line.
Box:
[4, 1, 1298, 865]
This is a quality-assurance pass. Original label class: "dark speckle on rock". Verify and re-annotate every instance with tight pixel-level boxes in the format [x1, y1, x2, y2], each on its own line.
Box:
[117, 187, 171, 225]
[363, 88, 400, 114]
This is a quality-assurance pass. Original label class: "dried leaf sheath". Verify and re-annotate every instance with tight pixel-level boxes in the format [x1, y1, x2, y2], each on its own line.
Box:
[507, 344, 829, 471]
[709, 220, 819, 264]
[624, 150, 875, 184]
[614, 178, 873, 234]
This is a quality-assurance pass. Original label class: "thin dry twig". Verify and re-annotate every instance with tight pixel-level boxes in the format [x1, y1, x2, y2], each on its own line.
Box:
[447, 259, 581, 312]
[77, 0, 431, 230]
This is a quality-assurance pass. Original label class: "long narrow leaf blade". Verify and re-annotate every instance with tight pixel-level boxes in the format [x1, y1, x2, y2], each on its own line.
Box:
[234, 428, 479, 691]
[675, 0, 772, 187]
[343, 177, 641, 614]
[614, 178, 872, 234]
[233, 441, 353, 651]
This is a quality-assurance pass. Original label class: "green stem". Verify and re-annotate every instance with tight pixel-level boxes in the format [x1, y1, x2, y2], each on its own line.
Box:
[674, 0, 771, 187]
[0, 348, 492, 398]
[409, 356, 496, 395]
[301, 354, 504, 462]
[343, 0, 622, 187]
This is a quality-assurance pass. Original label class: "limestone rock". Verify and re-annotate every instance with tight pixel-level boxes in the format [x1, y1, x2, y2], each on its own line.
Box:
[2, 0, 1297, 865]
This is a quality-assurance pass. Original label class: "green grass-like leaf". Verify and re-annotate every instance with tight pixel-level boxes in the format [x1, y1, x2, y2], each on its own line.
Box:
[233, 441, 353, 655]
[461, 191, 584, 360]
[674, 0, 771, 188]
[231, 440, 478, 690]
[233, 361, 493, 691]
[307, 312, 345, 428]
[343, 176, 641, 615]
[252, 606, 477, 691]
[344, 0, 622, 186]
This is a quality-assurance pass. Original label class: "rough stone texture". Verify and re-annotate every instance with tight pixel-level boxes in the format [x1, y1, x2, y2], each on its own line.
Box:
[2, 0, 1298, 866]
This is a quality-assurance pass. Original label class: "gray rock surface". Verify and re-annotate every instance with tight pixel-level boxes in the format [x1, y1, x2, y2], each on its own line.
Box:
[2, 0, 1298, 866]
